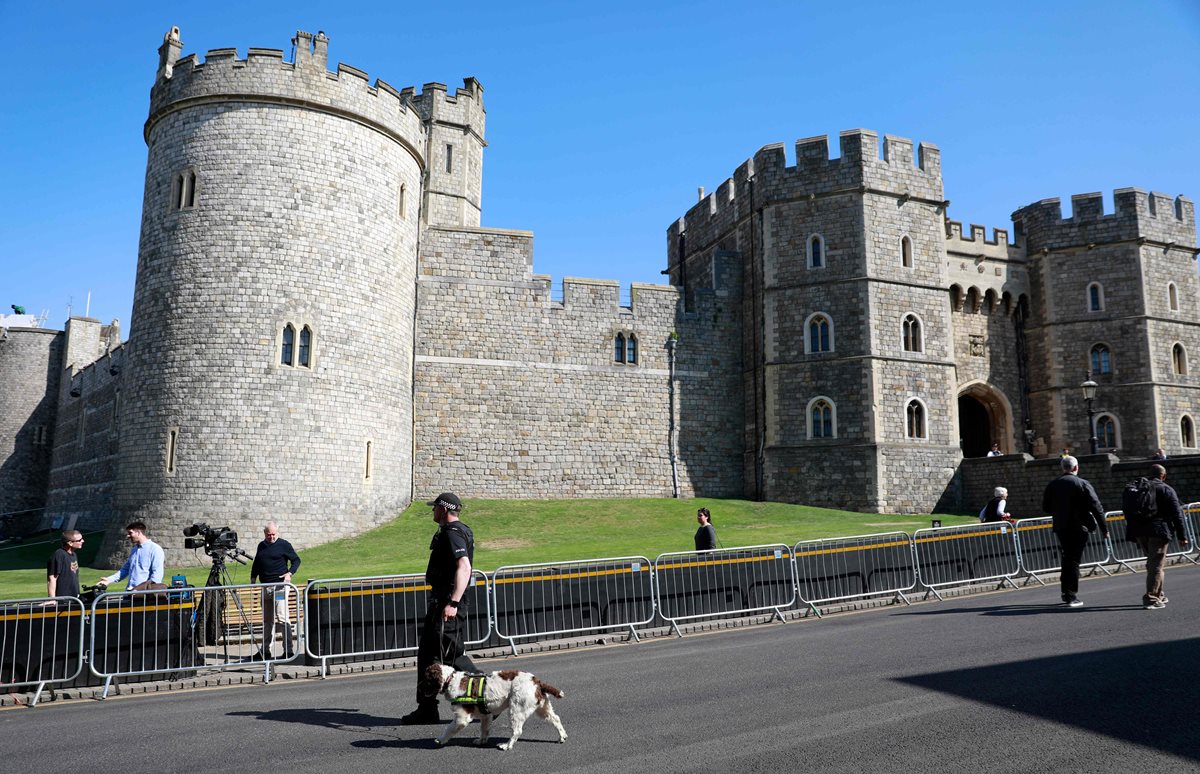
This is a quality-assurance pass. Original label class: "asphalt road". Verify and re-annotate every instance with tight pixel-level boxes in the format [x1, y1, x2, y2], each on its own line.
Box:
[5, 566, 1200, 773]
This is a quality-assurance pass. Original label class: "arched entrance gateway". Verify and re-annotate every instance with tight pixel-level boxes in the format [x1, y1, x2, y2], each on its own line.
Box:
[957, 382, 1013, 458]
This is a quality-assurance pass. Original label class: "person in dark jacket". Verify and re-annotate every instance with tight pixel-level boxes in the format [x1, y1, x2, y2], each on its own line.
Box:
[1042, 455, 1109, 607]
[1127, 464, 1190, 609]
[979, 487, 1013, 523]
[250, 521, 301, 659]
[694, 508, 717, 551]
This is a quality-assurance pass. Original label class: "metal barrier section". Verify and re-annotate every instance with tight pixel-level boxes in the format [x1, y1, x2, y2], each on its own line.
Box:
[653, 544, 796, 636]
[1106, 510, 1195, 572]
[303, 571, 490, 676]
[1187, 503, 1200, 551]
[491, 556, 654, 655]
[0, 597, 86, 706]
[913, 522, 1020, 600]
[792, 532, 917, 615]
[89, 582, 298, 694]
[1013, 517, 1112, 585]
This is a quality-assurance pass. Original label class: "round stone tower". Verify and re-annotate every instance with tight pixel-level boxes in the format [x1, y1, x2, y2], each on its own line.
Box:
[108, 28, 441, 565]
[0, 324, 63, 525]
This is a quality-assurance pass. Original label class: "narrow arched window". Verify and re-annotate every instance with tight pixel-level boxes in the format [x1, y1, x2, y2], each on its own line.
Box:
[1182, 415, 1196, 448]
[808, 235, 824, 269]
[1087, 282, 1104, 312]
[809, 398, 835, 439]
[184, 171, 196, 208]
[1096, 414, 1117, 449]
[281, 324, 295, 366]
[809, 315, 831, 353]
[1168, 283, 1179, 312]
[614, 333, 626, 363]
[906, 399, 926, 439]
[1090, 344, 1111, 375]
[901, 235, 913, 268]
[399, 183, 407, 219]
[902, 314, 923, 353]
[1173, 343, 1187, 375]
[298, 326, 312, 368]
[626, 334, 638, 365]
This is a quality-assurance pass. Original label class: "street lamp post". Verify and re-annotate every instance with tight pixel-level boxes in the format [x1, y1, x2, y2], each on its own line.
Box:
[1081, 375, 1099, 455]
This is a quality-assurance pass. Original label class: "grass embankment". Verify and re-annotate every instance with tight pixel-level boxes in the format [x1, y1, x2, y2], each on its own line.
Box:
[0, 498, 974, 600]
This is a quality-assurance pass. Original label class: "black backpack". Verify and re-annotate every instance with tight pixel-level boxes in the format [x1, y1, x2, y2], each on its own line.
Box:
[1122, 478, 1157, 524]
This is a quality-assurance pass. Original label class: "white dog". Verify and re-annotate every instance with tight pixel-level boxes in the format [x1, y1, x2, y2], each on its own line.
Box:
[426, 663, 568, 751]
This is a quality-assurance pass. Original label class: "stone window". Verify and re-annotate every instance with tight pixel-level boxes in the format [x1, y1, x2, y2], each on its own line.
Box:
[1168, 282, 1179, 312]
[279, 322, 315, 369]
[166, 428, 178, 475]
[805, 313, 833, 354]
[902, 313, 923, 353]
[298, 326, 312, 368]
[1172, 343, 1188, 376]
[172, 169, 197, 211]
[1087, 282, 1104, 312]
[281, 324, 295, 366]
[399, 183, 407, 219]
[626, 334, 638, 364]
[1182, 415, 1196, 448]
[446, 143, 454, 174]
[906, 399, 927, 439]
[900, 235, 913, 268]
[807, 234, 825, 269]
[33, 425, 47, 446]
[1090, 343, 1111, 375]
[614, 333, 626, 363]
[364, 440, 373, 480]
[807, 397, 836, 439]
[1095, 414, 1118, 450]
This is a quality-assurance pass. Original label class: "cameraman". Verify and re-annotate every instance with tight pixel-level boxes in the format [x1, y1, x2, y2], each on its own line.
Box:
[98, 522, 164, 591]
[250, 521, 300, 659]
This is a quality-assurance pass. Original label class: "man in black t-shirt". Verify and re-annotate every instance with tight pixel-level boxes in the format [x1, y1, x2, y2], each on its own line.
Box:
[250, 521, 301, 659]
[400, 492, 476, 725]
[47, 530, 83, 600]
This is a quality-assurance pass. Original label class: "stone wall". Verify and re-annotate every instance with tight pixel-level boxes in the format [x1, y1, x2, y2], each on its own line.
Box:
[413, 226, 743, 500]
[959, 452, 1200, 519]
[0, 327, 62, 527]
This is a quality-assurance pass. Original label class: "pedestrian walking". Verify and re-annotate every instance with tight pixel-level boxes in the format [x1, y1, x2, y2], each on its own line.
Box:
[1042, 456, 1109, 607]
[1126, 464, 1190, 609]
[694, 508, 717, 551]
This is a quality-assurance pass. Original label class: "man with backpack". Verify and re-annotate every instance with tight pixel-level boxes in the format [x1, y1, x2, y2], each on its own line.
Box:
[1124, 464, 1190, 610]
[1042, 456, 1108, 607]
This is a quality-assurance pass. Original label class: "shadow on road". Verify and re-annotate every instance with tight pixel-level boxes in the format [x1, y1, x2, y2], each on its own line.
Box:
[894, 602, 1145, 617]
[228, 707, 403, 729]
[897, 637, 1200, 763]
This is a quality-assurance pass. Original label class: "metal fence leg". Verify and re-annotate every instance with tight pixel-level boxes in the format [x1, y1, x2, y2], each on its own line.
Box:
[101, 676, 114, 699]
[803, 602, 823, 618]
[923, 586, 945, 602]
[626, 624, 640, 643]
[670, 620, 683, 638]
[29, 681, 46, 707]
[893, 591, 911, 606]
[263, 662, 272, 684]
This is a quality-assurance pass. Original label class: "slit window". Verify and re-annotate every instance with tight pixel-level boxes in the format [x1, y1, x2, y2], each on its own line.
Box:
[1183, 416, 1196, 448]
[446, 144, 454, 174]
[173, 170, 197, 211]
[1168, 283, 1179, 312]
[1173, 343, 1188, 375]
[166, 429, 178, 474]
[901, 236, 913, 268]
[365, 441, 373, 480]
[1087, 282, 1104, 312]
[808, 235, 825, 269]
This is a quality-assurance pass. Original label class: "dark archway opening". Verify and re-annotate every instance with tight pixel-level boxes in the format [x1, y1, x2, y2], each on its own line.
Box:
[958, 395, 992, 457]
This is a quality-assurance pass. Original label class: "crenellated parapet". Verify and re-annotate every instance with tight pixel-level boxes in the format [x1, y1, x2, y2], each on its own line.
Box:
[1013, 188, 1196, 253]
[944, 218, 1028, 306]
[669, 130, 943, 249]
[146, 28, 485, 170]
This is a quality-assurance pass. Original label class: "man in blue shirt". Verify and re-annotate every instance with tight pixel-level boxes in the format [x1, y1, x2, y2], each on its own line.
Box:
[97, 521, 165, 591]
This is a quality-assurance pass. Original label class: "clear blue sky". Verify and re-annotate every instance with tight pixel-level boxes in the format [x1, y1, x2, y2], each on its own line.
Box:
[3, 1, 1198, 334]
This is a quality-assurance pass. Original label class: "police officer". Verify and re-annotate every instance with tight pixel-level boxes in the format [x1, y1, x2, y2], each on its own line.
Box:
[401, 492, 477, 725]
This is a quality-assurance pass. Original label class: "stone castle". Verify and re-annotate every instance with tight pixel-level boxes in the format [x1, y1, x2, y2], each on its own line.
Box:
[1, 28, 1197, 566]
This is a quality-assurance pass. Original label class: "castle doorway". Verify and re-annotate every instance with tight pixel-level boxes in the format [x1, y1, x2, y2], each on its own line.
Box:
[957, 382, 1013, 458]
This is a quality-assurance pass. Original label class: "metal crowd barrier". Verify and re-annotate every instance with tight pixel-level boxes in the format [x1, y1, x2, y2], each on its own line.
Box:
[1106, 510, 1196, 573]
[303, 570, 490, 676]
[0, 596, 86, 706]
[913, 522, 1020, 600]
[491, 556, 655, 655]
[793, 532, 917, 616]
[1012, 517, 1112, 585]
[653, 544, 796, 636]
[89, 582, 298, 696]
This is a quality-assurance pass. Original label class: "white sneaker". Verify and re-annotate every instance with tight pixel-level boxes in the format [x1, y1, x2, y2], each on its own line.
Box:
[1067, 599, 1084, 608]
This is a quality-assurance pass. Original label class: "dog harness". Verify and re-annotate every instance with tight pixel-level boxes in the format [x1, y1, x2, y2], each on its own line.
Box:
[451, 674, 489, 708]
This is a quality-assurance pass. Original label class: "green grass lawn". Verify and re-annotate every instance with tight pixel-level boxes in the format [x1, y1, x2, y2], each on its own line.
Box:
[0, 498, 974, 600]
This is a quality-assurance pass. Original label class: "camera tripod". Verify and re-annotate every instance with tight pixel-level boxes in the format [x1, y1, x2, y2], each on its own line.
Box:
[193, 548, 256, 661]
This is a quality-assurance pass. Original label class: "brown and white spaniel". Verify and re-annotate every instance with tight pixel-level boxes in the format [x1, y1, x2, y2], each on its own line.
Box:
[426, 663, 568, 751]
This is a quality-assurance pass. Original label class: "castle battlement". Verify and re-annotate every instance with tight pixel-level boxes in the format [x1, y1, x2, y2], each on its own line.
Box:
[1014, 188, 1196, 250]
[669, 130, 943, 248]
[944, 219, 1017, 253]
[146, 28, 484, 166]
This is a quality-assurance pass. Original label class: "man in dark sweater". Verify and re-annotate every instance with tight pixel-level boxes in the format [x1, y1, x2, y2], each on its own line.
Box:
[1042, 455, 1109, 608]
[250, 521, 301, 659]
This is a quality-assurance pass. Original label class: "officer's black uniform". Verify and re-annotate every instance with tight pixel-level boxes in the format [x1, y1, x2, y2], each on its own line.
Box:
[407, 507, 477, 720]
